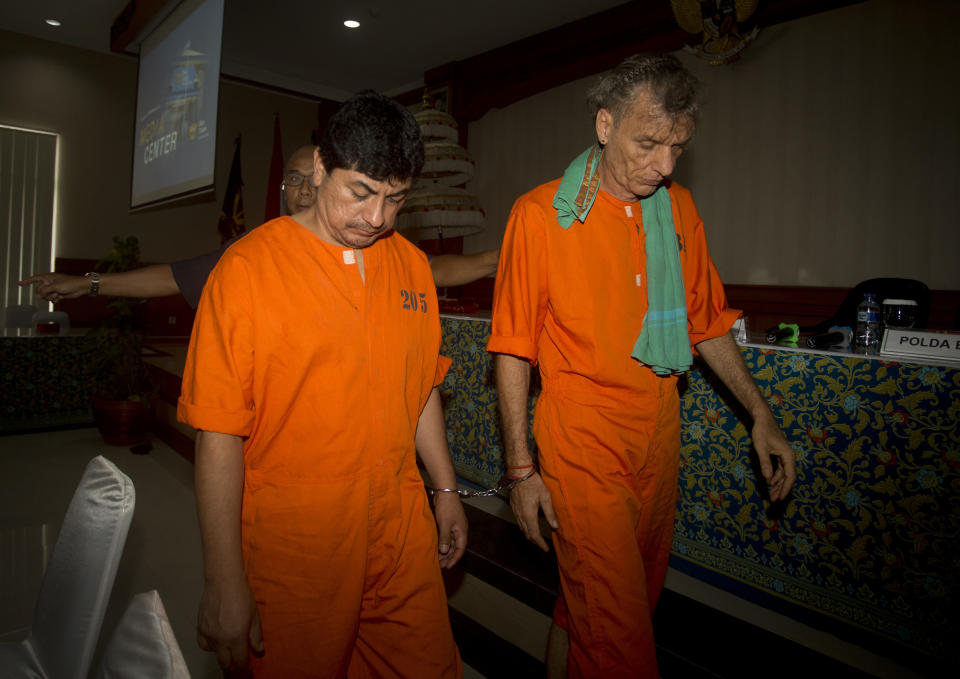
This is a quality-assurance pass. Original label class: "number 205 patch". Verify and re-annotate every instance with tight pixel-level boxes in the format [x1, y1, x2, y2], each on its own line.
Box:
[400, 290, 428, 313]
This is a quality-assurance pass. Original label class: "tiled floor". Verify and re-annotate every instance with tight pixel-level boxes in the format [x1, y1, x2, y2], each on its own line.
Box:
[0, 427, 927, 678]
[0, 427, 220, 677]
[0, 428, 489, 678]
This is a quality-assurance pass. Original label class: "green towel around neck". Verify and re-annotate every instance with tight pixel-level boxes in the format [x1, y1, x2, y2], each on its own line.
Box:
[630, 187, 692, 375]
[552, 147, 692, 375]
[553, 145, 603, 229]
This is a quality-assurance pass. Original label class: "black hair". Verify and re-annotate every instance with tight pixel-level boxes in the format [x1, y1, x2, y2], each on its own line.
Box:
[317, 90, 424, 182]
[587, 54, 701, 125]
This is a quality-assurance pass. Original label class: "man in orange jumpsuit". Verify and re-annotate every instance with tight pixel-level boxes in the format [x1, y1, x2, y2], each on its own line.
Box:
[178, 91, 465, 677]
[487, 54, 797, 678]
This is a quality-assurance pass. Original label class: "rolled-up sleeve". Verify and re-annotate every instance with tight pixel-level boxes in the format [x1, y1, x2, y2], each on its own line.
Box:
[674, 189, 742, 347]
[487, 198, 549, 364]
[177, 253, 256, 436]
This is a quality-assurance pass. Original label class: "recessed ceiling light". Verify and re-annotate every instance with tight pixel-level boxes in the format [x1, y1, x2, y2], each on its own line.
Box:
[344, 19, 360, 29]
[45, 19, 62, 27]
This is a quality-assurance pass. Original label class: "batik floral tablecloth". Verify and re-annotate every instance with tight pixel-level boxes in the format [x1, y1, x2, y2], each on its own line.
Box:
[675, 347, 958, 669]
[439, 317, 959, 669]
[0, 336, 94, 432]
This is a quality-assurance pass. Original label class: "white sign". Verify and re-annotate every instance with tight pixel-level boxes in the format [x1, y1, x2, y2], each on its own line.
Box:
[880, 329, 960, 362]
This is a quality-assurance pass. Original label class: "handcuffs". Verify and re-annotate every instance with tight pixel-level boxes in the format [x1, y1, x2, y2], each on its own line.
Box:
[426, 467, 537, 499]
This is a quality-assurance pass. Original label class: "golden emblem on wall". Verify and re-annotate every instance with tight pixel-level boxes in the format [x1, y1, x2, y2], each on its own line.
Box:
[671, 0, 760, 65]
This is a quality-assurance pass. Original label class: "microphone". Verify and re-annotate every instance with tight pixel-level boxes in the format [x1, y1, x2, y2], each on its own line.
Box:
[806, 326, 852, 349]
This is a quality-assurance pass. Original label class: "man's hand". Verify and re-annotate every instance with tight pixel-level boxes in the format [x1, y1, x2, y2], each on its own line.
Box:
[19, 272, 87, 301]
[509, 473, 559, 552]
[197, 575, 264, 673]
[696, 333, 797, 503]
[434, 492, 468, 568]
[751, 414, 796, 502]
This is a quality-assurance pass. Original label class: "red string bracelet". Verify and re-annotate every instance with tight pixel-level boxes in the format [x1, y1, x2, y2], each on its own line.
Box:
[505, 463, 537, 480]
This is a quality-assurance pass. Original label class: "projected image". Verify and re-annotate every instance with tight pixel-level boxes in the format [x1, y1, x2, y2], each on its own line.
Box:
[131, 0, 223, 208]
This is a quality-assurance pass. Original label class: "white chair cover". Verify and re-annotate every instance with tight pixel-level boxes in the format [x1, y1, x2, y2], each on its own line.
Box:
[96, 590, 190, 679]
[0, 456, 135, 679]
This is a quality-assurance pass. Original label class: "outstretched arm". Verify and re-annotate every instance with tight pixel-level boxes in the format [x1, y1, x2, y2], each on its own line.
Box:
[695, 333, 796, 502]
[415, 387, 468, 568]
[19, 264, 180, 302]
[495, 353, 558, 551]
[430, 249, 499, 288]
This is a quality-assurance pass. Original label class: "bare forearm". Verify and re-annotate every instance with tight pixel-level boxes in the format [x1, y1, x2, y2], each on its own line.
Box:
[697, 333, 797, 499]
[195, 430, 246, 583]
[495, 353, 534, 466]
[98, 264, 180, 298]
[430, 249, 499, 288]
[696, 333, 772, 422]
[415, 388, 457, 488]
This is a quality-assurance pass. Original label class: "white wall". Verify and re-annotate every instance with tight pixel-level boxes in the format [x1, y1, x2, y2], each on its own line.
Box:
[0, 29, 318, 265]
[465, 0, 960, 290]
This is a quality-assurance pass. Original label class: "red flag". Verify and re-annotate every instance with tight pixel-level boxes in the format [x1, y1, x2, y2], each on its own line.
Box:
[217, 136, 245, 244]
[264, 113, 284, 221]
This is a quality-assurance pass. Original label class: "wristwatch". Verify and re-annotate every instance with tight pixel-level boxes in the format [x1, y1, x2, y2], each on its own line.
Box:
[85, 271, 100, 297]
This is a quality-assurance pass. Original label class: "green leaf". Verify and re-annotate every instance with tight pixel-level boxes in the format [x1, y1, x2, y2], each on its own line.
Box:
[869, 478, 897, 496]
[846, 535, 872, 564]
[907, 429, 926, 450]
[870, 379, 898, 396]
[754, 367, 774, 381]
[898, 391, 937, 414]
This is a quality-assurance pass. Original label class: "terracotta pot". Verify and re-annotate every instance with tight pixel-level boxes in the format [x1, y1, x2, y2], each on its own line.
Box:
[91, 395, 152, 446]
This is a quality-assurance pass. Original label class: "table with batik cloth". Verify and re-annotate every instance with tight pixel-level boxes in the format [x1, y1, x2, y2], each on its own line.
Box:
[438, 314, 959, 670]
[0, 332, 94, 432]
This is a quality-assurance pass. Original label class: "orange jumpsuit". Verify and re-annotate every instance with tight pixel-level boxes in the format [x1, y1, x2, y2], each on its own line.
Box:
[488, 180, 739, 678]
[178, 217, 461, 678]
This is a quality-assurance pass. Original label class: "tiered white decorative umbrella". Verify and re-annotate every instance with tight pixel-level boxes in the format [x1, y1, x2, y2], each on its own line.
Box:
[398, 94, 484, 249]
[396, 185, 484, 235]
[421, 142, 476, 187]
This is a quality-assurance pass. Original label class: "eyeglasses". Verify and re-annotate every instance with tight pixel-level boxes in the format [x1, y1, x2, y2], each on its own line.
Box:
[282, 171, 315, 189]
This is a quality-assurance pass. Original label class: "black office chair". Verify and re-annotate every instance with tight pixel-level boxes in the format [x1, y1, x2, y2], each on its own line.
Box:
[802, 278, 931, 334]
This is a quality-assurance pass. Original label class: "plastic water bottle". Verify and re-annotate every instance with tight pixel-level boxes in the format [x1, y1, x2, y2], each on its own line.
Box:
[855, 293, 881, 353]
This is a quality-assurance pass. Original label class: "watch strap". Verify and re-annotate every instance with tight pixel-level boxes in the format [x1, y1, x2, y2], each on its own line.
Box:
[85, 271, 100, 297]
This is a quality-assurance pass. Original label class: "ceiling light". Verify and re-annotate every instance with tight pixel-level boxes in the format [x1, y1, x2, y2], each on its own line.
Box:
[45, 19, 62, 27]
[343, 19, 360, 29]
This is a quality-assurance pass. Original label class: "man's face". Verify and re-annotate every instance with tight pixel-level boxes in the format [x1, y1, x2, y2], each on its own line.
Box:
[311, 149, 412, 249]
[596, 87, 694, 201]
[283, 148, 318, 215]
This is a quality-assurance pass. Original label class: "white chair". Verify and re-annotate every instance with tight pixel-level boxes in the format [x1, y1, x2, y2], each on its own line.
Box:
[95, 590, 190, 679]
[0, 456, 136, 679]
[4, 304, 38, 329]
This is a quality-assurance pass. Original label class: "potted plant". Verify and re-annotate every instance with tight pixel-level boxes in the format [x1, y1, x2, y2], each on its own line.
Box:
[86, 236, 154, 446]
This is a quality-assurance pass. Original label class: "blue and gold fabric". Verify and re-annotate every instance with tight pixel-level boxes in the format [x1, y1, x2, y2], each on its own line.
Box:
[438, 317, 959, 668]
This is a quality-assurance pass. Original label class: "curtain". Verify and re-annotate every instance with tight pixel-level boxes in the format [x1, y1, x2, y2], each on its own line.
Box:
[0, 126, 57, 315]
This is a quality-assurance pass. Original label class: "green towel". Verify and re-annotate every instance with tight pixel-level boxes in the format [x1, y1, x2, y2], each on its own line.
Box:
[553, 145, 604, 228]
[553, 147, 692, 375]
[630, 187, 692, 375]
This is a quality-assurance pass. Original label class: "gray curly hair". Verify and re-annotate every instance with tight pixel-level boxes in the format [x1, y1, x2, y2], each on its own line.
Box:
[587, 54, 701, 125]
